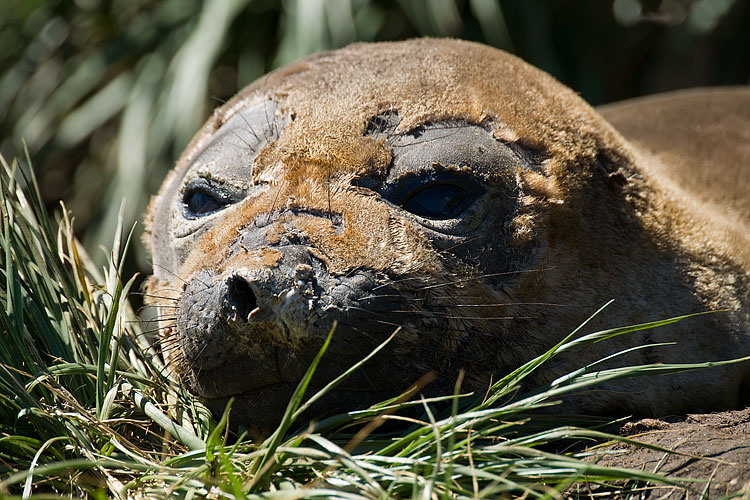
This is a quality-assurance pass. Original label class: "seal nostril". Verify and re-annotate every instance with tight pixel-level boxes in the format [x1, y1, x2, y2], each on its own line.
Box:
[226, 277, 259, 322]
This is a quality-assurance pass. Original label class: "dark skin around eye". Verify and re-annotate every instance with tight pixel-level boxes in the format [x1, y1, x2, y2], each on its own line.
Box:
[402, 184, 467, 219]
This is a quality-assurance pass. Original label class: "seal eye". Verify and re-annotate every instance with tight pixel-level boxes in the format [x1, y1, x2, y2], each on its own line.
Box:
[401, 183, 469, 220]
[183, 188, 226, 217]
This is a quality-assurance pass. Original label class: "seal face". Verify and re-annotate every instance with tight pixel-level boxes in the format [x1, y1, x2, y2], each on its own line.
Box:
[145, 39, 750, 430]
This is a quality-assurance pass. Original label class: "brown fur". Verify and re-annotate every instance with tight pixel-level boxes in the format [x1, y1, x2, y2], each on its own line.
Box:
[145, 39, 750, 429]
[599, 87, 750, 230]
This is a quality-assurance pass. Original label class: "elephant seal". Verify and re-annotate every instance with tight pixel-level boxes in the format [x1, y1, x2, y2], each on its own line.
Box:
[144, 38, 750, 430]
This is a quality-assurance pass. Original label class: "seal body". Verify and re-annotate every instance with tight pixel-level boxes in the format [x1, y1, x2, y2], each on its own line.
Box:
[145, 39, 750, 429]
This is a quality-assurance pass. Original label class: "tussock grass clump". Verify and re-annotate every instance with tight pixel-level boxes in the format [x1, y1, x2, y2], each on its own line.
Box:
[0, 154, 208, 497]
[2, 154, 735, 498]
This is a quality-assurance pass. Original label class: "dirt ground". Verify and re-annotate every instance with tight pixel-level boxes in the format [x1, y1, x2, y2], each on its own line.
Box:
[578, 407, 750, 499]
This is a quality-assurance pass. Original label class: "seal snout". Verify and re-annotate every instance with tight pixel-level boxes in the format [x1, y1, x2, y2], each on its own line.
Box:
[175, 246, 322, 381]
[218, 267, 312, 335]
[177, 273, 236, 373]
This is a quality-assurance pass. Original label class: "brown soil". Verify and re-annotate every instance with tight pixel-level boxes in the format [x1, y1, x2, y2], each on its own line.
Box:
[578, 408, 750, 499]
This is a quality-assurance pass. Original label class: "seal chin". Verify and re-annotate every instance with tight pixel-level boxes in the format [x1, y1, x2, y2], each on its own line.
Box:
[182, 346, 307, 400]
[203, 383, 298, 434]
[204, 383, 410, 436]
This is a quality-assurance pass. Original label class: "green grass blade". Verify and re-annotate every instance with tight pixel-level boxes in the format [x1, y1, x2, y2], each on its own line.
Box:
[246, 324, 336, 490]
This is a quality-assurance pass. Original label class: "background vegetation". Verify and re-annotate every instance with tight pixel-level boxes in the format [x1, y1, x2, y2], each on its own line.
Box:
[1, 0, 748, 282]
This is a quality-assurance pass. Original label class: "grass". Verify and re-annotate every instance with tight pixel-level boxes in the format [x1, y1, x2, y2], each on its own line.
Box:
[2, 154, 747, 499]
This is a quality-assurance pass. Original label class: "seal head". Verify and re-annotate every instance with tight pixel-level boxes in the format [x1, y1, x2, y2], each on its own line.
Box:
[145, 39, 750, 431]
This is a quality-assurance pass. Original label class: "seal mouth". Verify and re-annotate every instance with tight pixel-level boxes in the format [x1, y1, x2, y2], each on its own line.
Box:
[202, 381, 407, 434]
[185, 349, 303, 399]
[202, 382, 299, 433]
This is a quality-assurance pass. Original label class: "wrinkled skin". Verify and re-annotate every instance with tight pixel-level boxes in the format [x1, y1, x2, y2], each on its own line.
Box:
[145, 39, 750, 432]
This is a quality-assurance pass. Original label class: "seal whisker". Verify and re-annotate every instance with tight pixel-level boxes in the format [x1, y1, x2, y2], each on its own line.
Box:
[391, 311, 534, 321]
[326, 161, 333, 220]
[266, 180, 287, 224]
[132, 328, 169, 338]
[355, 316, 498, 339]
[429, 301, 563, 308]
[371, 268, 530, 293]
[391, 127, 476, 148]
[414, 269, 552, 292]
[143, 305, 178, 312]
[370, 237, 486, 290]
[261, 93, 276, 143]
[131, 292, 179, 302]
[389, 76, 442, 134]
[381, 71, 408, 142]
[150, 263, 209, 289]
[236, 105, 264, 145]
[136, 303, 178, 313]
[230, 130, 257, 154]
[145, 316, 178, 323]
[402, 298, 565, 308]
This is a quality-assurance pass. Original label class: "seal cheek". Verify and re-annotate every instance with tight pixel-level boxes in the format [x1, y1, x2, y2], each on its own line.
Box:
[292, 192, 441, 277]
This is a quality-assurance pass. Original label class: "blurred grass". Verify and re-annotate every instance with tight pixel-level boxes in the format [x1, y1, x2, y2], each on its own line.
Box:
[1, 0, 748, 281]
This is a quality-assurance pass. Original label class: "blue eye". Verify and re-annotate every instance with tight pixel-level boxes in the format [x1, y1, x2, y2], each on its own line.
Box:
[401, 184, 469, 219]
[184, 188, 226, 217]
